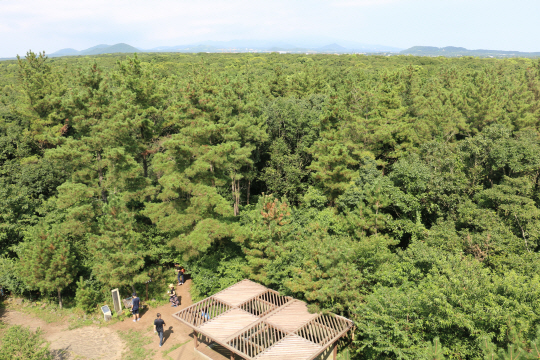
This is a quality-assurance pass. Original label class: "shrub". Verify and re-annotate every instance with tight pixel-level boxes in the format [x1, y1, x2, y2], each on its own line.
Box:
[0, 256, 28, 295]
[0, 325, 52, 360]
[75, 276, 101, 313]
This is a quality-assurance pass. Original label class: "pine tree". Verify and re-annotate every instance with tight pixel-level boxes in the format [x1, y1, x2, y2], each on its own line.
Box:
[18, 222, 76, 309]
[308, 90, 364, 205]
[235, 195, 291, 285]
[89, 197, 149, 293]
[62, 61, 114, 203]
[426, 337, 446, 360]
[112, 54, 168, 190]
[15, 51, 67, 147]
[75, 276, 101, 313]
[145, 70, 265, 258]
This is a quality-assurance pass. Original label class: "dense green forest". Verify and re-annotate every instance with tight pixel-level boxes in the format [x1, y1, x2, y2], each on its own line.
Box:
[2, 51, 540, 359]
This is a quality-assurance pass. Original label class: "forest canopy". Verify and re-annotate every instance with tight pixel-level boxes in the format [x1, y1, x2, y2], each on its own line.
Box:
[1, 51, 540, 359]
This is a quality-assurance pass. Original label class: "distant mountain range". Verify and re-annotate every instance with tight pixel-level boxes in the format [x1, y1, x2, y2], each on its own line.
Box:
[42, 41, 401, 58]
[50, 43, 140, 57]
[141, 40, 402, 53]
[400, 46, 540, 58]
[3, 43, 539, 61]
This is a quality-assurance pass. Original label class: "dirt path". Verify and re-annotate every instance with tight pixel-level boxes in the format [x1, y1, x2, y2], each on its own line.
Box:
[1, 280, 202, 360]
[0, 310, 123, 359]
[110, 279, 203, 360]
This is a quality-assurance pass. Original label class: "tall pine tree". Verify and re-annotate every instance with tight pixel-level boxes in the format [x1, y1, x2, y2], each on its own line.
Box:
[18, 222, 76, 308]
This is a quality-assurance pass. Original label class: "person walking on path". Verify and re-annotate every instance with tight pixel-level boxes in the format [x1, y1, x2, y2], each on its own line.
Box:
[175, 265, 181, 286]
[131, 292, 140, 322]
[180, 266, 185, 285]
[168, 284, 180, 307]
[154, 313, 166, 347]
[175, 265, 185, 285]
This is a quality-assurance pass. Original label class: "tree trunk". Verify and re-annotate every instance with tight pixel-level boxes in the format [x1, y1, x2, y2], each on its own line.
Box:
[232, 179, 240, 216]
[97, 151, 107, 203]
[236, 179, 240, 215]
[58, 289, 63, 310]
[247, 179, 251, 205]
[142, 155, 151, 202]
[131, 284, 136, 294]
[210, 164, 215, 187]
[142, 155, 148, 178]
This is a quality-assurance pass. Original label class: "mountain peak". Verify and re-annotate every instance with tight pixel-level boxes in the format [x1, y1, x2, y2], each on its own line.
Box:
[50, 43, 139, 57]
[318, 43, 348, 52]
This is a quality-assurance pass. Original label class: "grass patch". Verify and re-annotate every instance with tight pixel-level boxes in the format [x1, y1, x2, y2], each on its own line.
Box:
[5, 297, 75, 324]
[0, 321, 8, 341]
[162, 339, 190, 360]
[5, 297, 113, 329]
[118, 329, 154, 360]
[4, 296, 124, 330]
[145, 297, 169, 309]
[67, 317, 95, 330]
[97, 309, 134, 328]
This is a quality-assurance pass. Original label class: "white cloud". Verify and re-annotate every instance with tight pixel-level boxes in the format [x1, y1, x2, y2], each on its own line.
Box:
[1, 0, 308, 53]
[1, 0, 539, 57]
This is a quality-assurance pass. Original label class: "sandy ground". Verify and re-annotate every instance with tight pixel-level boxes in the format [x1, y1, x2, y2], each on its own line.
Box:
[1, 280, 205, 360]
[110, 279, 204, 360]
[0, 310, 123, 360]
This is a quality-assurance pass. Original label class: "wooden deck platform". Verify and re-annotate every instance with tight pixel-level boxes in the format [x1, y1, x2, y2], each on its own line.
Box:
[173, 279, 353, 360]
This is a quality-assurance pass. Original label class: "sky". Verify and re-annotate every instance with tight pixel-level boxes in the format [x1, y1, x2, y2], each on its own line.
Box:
[1, 0, 540, 57]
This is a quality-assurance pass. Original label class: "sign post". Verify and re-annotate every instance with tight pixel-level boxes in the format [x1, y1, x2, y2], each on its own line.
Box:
[111, 288, 122, 314]
[101, 305, 112, 321]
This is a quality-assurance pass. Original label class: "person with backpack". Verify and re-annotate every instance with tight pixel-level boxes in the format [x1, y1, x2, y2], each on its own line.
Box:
[179, 266, 185, 285]
[175, 264, 181, 285]
[175, 265, 185, 286]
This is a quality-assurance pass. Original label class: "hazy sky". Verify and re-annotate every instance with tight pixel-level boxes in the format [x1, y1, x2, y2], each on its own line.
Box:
[1, 0, 539, 57]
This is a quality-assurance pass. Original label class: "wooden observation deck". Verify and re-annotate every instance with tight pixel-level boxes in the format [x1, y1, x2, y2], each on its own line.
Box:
[172, 279, 353, 360]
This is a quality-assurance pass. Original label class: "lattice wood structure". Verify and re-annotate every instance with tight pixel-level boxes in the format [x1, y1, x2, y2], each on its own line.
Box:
[173, 279, 353, 360]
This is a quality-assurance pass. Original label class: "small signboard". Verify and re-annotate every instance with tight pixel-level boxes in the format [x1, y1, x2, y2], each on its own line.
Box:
[111, 289, 122, 313]
[101, 305, 112, 321]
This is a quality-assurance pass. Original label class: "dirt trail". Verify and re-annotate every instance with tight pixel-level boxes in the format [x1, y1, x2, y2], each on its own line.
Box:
[0, 310, 123, 359]
[111, 279, 202, 360]
[1, 280, 203, 360]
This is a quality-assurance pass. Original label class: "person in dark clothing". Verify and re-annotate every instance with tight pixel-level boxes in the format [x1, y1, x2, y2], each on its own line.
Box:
[180, 267, 185, 285]
[175, 265, 181, 285]
[131, 292, 140, 322]
[154, 313, 166, 347]
[167, 284, 180, 307]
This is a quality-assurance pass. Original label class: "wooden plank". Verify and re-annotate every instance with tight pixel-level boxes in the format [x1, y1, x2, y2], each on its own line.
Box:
[213, 280, 267, 307]
[256, 335, 322, 360]
[265, 300, 318, 332]
[222, 303, 296, 344]
[199, 308, 259, 341]
[304, 325, 353, 360]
